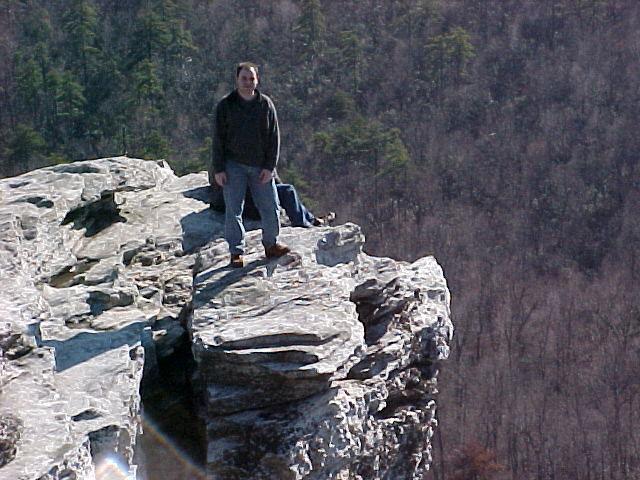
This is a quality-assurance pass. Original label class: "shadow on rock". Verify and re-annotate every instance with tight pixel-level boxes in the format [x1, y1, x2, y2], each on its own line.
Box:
[195, 258, 271, 298]
[182, 186, 215, 204]
[180, 208, 225, 254]
[40, 321, 148, 371]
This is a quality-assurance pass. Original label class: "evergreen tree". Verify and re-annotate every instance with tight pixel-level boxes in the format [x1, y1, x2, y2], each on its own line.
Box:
[425, 27, 475, 89]
[14, 53, 43, 120]
[337, 30, 364, 95]
[5, 124, 46, 172]
[294, 0, 326, 61]
[62, 0, 100, 87]
[56, 71, 86, 124]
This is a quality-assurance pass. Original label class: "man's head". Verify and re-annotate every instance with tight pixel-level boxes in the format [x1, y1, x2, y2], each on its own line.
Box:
[236, 62, 259, 99]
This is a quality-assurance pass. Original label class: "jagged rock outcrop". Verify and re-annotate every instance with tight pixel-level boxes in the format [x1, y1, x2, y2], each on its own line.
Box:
[193, 227, 451, 479]
[0, 157, 452, 480]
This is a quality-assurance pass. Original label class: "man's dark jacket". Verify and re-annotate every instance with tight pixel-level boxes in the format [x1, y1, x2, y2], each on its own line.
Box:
[210, 89, 280, 174]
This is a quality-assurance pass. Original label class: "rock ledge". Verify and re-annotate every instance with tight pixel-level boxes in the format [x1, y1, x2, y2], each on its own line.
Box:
[0, 158, 452, 480]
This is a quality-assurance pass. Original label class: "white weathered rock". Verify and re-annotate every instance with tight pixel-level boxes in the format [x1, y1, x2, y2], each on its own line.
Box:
[192, 225, 452, 479]
[0, 346, 143, 480]
[0, 157, 452, 480]
[192, 224, 367, 415]
[0, 157, 216, 479]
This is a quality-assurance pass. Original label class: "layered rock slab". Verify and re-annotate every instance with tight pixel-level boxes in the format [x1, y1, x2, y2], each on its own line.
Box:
[192, 224, 452, 479]
[0, 156, 453, 480]
[0, 157, 219, 479]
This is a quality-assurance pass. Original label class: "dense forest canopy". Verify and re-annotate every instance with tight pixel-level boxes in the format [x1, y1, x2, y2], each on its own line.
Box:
[2, 1, 640, 479]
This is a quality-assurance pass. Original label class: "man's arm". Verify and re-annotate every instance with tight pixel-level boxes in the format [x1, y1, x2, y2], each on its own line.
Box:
[258, 169, 272, 184]
[214, 171, 227, 186]
[211, 100, 226, 175]
[263, 99, 280, 171]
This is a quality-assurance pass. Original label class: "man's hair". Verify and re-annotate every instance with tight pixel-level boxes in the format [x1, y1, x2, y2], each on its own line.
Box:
[236, 62, 259, 78]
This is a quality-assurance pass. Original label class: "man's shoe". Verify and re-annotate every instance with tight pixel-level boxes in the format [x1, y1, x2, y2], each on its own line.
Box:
[230, 254, 244, 268]
[264, 243, 291, 258]
[313, 211, 336, 226]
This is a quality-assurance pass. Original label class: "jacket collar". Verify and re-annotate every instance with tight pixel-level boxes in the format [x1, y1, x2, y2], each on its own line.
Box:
[231, 88, 262, 103]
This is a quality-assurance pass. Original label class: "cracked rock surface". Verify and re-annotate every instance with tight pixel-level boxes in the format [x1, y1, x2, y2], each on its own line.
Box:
[193, 227, 452, 480]
[0, 157, 452, 480]
[0, 157, 215, 479]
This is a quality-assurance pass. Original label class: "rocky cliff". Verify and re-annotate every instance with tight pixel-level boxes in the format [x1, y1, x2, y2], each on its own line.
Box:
[0, 157, 452, 480]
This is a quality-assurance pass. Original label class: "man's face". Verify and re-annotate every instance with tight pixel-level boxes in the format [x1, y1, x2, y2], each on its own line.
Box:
[236, 67, 258, 96]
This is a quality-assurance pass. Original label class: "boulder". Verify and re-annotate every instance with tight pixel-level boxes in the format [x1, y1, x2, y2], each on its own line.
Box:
[0, 157, 210, 479]
[192, 224, 452, 479]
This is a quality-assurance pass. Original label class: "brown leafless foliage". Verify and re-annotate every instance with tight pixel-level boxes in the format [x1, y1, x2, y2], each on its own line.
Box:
[2, 2, 640, 478]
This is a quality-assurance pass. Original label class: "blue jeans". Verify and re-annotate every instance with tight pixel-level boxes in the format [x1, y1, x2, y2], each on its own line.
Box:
[277, 184, 316, 228]
[223, 160, 280, 254]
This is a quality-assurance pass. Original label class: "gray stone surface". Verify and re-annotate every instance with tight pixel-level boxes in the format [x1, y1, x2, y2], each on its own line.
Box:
[0, 157, 218, 479]
[0, 157, 452, 480]
[192, 226, 452, 480]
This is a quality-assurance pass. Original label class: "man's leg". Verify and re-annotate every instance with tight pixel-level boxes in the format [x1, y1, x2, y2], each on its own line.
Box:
[223, 161, 249, 255]
[276, 184, 315, 228]
[247, 169, 281, 248]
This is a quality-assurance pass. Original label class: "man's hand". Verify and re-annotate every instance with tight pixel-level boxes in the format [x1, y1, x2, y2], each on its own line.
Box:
[258, 169, 273, 184]
[214, 172, 227, 187]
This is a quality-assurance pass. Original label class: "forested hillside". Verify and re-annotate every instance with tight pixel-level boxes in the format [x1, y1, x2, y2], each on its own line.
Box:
[2, 1, 640, 479]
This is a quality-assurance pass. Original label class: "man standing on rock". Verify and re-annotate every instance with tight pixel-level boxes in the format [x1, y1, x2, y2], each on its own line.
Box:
[212, 62, 290, 268]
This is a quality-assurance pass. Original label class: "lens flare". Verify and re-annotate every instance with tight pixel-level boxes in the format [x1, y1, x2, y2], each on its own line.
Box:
[136, 412, 207, 480]
[95, 454, 134, 479]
